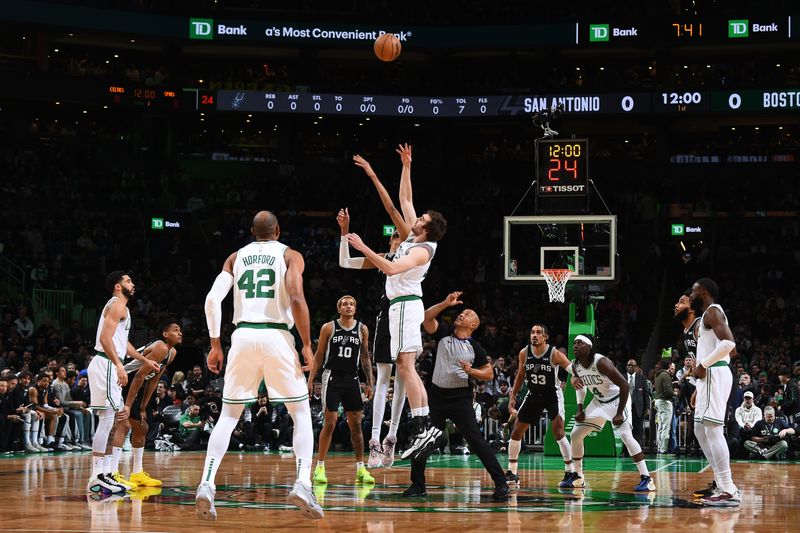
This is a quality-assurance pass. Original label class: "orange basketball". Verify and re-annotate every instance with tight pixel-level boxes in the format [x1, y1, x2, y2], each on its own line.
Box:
[374, 33, 401, 62]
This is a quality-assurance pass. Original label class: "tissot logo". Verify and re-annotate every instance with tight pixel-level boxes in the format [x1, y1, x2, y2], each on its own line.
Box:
[190, 18, 214, 39]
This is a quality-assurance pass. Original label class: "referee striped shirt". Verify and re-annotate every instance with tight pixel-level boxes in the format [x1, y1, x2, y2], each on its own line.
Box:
[431, 323, 488, 391]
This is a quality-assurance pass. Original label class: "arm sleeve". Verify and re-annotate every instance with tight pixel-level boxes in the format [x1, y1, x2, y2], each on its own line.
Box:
[700, 339, 736, 367]
[205, 271, 234, 338]
[339, 237, 365, 269]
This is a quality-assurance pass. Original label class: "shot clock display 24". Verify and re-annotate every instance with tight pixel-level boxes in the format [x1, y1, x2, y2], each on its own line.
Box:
[536, 139, 589, 197]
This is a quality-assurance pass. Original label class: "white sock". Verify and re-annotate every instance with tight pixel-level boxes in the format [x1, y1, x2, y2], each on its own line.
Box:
[92, 410, 114, 455]
[46, 435, 54, 444]
[411, 407, 427, 417]
[371, 363, 391, 442]
[92, 456, 105, 477]
[111, 447, 123, 474]
[573, 458, 583, 477]
[635, 460, 649, 476]
[103, 455, 113, 475]
[317, 461, 325, 468]
[557, 437, 573, 471]
[356, 461, 364, 472]
[508, 439, 521, 474]
[285, 400, 313, 486]
[694, 421, 719, 487]
[706, 423, 737, 494]
[132, 447, 144, 473]
[201, 403, 244, 488]
[387, 375, 406, 438]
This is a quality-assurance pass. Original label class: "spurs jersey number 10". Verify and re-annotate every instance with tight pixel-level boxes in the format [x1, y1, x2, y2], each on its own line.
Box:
[232, 240, 293, 328]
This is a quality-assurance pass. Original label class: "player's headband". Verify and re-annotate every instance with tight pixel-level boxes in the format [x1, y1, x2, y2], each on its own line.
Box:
[574, 334, 593, 347]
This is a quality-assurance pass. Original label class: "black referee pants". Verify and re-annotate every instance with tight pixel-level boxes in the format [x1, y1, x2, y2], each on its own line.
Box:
[410, 385, 506, 488]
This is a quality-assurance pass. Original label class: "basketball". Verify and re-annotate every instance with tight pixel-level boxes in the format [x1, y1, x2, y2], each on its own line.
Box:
[374, 33, 401, 62]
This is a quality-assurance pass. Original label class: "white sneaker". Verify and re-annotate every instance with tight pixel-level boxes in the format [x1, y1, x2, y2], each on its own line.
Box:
[79, 443, 93, 451]
[400, 426, 443, 460]
[367, 439, 384, 468]
[195, 482, 217, 521]
[87, 474, 126, 494]
[24, 444, 41, 453]
[288, 480, 324, 519]
[35, 443, 52, 452]
[56, 442, 72, 451]
[381, 436, 397, 468]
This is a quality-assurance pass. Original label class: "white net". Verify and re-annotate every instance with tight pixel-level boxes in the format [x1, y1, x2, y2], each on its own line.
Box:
[542, 269, 572, 303]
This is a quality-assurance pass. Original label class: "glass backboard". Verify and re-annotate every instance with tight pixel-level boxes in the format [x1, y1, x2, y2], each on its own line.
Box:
[503, 215, 617, 282]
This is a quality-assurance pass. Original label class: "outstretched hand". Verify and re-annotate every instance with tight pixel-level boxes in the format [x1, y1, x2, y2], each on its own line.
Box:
[346, 233, 367, 252]
[445, 291, 464, 307]
[337, 207, 350, 234]
[395, 143, 412, 165]
[353, 155, 376, 177]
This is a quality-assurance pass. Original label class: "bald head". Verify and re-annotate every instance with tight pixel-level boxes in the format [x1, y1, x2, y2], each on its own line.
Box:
[252, 211, 279, 239]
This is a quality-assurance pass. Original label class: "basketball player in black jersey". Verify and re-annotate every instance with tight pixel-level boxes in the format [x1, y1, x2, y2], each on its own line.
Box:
[110, 321, 182, 489]
[308, 296, 375, 484]
[506, 324, 576, 487]
[674, 289, 715, 497]
[340, 152, 412, 467]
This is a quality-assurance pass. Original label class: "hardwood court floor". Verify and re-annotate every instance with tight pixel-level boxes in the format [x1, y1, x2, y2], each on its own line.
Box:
[1, 450, 798, 532]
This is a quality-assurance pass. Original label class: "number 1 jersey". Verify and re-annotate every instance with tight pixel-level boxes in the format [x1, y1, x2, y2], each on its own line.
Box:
[232, 240, 293, 328]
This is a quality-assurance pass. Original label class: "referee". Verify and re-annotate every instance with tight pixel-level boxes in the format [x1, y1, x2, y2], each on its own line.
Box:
[403, 291, 510, 501]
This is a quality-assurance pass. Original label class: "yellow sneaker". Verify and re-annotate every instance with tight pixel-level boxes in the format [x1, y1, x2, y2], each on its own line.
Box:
[313, 483, 327, 506]
[111, 471, 138, 490]
[313, 464, 327, 484]
[130, 486, 162, 501]
[129, 471, 162, 487]
[356, 465, 375, 484]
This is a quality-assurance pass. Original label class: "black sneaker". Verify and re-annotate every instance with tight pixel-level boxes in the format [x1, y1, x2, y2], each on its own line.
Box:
[692, 480, 716, 498]
[492, 484, 510, 501]
[402, 484, 427, 497]
[400, 425, 442, 461]
[558, 471, 578, 488]
[505, 470, 519, 484]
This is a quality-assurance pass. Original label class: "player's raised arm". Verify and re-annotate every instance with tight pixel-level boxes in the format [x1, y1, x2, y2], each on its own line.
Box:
[354, 155, 411, 239]
[204, 252, 236, 374]
[422, 291, 464, 334]
[285, 248, 313, 371]
[396, 143, 417, 227]
[346, 234, 430, 276]
[338, 208, 375, 270]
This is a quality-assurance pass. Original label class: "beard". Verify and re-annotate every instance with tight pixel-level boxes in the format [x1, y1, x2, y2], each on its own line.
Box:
[122, 286, 135, 300]
[674, 308, 689, 322]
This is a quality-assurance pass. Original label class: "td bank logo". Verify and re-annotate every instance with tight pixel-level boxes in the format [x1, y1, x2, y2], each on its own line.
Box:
[190, 18, 214, 40]
[151, 218, 164, 230]
[671, 224, 684, 236]
[728, 19, 749, 38]
[589, 24, 609, 42]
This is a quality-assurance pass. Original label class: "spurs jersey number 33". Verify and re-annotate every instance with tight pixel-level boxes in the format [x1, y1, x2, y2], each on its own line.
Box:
[232, 240, 293, 327]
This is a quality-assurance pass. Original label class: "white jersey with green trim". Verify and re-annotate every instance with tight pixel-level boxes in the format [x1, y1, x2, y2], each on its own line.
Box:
[232, 240, 293, 328]
[385, 236, 437, 300]
[696, 303, 730, 366]
[93, 297, 131, 358]
[574, 353, 620, 402]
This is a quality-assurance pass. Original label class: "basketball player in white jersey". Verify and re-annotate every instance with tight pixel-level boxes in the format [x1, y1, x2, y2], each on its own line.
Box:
[340, 150, 412, 468]
[195, 211, 323, 520]
[345, 143, 448, 461]
[108, 321, 182, 489]
[566, 334, 655, 492]
[689, 278, 740, 506]
[87, 271, 160, 495]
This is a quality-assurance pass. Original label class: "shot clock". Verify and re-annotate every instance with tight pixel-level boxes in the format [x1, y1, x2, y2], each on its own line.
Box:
[536, 139, 589, 197]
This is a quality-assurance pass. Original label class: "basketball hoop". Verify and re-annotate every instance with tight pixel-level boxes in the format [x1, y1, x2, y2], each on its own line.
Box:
[542, 269, 572, 303]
